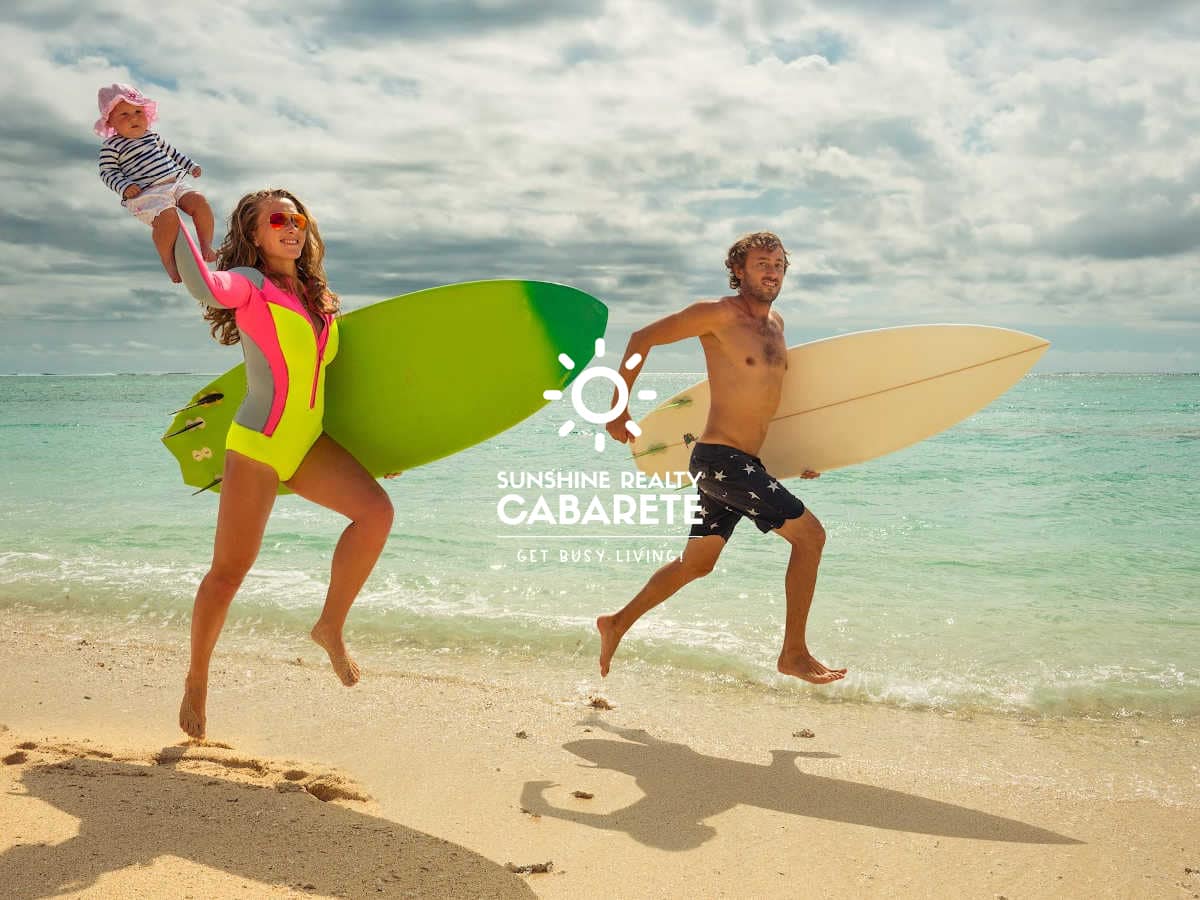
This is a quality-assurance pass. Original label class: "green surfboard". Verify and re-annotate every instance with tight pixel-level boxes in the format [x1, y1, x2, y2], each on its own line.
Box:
[163, 280, 608, 494]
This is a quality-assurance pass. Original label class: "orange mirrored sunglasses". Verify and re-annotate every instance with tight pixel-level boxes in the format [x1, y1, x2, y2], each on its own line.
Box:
[268, 211, 308, 230]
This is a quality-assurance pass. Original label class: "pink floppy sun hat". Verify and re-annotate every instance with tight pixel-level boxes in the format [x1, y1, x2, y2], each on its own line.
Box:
[94, 83, 158, 138]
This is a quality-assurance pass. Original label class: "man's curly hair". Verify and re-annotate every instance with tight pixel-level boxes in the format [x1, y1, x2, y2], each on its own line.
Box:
[725, 232, 789, 290]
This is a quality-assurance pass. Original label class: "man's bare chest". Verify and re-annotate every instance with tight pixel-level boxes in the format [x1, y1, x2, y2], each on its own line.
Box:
[722, 319, 787, 370]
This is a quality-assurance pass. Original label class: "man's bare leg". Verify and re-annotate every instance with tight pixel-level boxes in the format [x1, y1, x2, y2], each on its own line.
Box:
[286, 435, 394, 687]
[180, 452, 278, 739]
[597, 535, 724, 676]
[151, 209, 183, 282]
[774, 511, 846, 684]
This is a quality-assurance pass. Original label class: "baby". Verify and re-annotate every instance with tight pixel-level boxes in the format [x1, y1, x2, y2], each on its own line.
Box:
[95, 83, 216, 282]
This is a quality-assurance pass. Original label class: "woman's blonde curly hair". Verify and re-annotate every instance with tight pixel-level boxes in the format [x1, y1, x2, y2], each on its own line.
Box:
[203, 189, 340, 345]
[725, 232, 789, 291]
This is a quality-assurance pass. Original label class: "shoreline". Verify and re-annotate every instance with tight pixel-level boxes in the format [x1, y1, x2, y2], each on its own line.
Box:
[3, 595, 1194, 725]
[2, 603, 1198, 898]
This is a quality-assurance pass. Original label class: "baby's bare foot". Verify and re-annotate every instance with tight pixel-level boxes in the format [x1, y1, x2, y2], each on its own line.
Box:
[200, 245, 217, 263]
[179, 676, 207, 739]
[310, 623, 360, 686]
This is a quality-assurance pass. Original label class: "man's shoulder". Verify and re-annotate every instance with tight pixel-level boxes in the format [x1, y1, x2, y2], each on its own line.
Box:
[672, 296, 738, 331]
[686, 295, 739, 316]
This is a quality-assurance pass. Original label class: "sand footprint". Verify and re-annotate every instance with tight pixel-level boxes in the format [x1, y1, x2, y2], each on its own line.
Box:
[5, 738, 373, 809]
[271, 767, 369, 803]
[302, 777, 370, 803]
[157, 745, 371, 804]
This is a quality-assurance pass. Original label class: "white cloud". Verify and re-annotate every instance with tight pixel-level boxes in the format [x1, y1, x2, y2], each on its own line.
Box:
[0, 0, 1197, 374]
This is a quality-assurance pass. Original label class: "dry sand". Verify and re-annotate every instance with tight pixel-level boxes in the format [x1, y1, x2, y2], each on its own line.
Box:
[1, 605, 1197, 899]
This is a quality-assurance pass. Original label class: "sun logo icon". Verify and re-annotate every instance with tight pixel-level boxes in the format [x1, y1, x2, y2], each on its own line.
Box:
[543, 339, 658, 452]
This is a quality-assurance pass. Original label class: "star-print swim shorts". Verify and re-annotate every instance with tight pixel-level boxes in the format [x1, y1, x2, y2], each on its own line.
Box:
[687, 442, 807, 542]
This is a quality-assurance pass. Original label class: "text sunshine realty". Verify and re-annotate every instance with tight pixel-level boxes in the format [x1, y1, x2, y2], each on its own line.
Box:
[496, 469, 702, 527]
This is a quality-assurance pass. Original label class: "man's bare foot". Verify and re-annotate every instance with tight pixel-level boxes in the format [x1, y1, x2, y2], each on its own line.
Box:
[310, 623, 361, 686]
[777, 652, 847, 685]
[179, 675, 207, 739]
[597, 615, 624, 677]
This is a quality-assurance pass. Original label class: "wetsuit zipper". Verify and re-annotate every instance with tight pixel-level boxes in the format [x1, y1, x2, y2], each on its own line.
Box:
[309, 312, 328, 409]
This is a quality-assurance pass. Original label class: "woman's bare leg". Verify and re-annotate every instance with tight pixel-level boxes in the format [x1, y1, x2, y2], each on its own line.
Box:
[179, 451, 279, 739]
[285, 434, 394, 686]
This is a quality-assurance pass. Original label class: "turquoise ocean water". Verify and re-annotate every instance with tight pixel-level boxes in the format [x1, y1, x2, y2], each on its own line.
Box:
[1, 372, 1197, 720]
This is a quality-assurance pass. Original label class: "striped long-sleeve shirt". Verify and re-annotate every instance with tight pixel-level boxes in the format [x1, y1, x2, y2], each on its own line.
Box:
[98, 132, 196, 198]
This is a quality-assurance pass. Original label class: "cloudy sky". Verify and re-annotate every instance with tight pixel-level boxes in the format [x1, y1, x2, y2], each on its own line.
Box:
[2, 0, 1198, 374]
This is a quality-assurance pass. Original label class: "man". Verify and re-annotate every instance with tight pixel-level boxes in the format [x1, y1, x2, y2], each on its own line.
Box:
[597, 232, 845, 685]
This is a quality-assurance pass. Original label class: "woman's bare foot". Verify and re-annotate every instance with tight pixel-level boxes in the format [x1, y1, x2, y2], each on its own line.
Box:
[310, 623, 361, 686]
[179, 675, 207, 739]
[777, 652, 847, 684]
[597, 615, 625, 677]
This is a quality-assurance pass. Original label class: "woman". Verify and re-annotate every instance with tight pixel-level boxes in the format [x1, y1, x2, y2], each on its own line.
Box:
[175, 189, 394, 740]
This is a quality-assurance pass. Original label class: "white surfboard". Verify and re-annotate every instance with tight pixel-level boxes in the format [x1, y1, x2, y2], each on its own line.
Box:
[631, 324, 1050, 480]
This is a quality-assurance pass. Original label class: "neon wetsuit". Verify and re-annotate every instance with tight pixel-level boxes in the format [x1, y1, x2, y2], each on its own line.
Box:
[175, 226, 339, 481]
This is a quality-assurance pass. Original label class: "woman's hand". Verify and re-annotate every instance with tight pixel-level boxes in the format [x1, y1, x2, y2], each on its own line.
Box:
[192, 166, 202, 178]
[123, 184, 142, 200]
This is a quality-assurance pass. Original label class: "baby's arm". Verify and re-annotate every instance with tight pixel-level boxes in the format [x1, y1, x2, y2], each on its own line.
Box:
[156, 135, 200, 180]
[98, 142, 138, 199]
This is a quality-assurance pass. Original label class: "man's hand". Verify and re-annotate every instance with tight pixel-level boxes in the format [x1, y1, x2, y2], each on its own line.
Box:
[606, 411, 634, 444]
[800, 469, 821, 479]
[123, 184, 142, 200]
[191, 166, 202, 178]
[383, 471, 404, 479]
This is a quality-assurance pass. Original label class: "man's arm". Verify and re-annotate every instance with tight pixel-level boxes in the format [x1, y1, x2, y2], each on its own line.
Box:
[606, 300, 732, 444]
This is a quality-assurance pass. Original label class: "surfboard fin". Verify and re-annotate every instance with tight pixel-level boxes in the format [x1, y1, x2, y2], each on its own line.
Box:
[164, 419, 205, 438]
[191, 476, 222, 495]
[172, 392, 224, 414]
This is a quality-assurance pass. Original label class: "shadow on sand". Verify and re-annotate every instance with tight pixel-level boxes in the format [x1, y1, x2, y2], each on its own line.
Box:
[1, 740, 532, 899]
[521, 720, 1084, 852]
